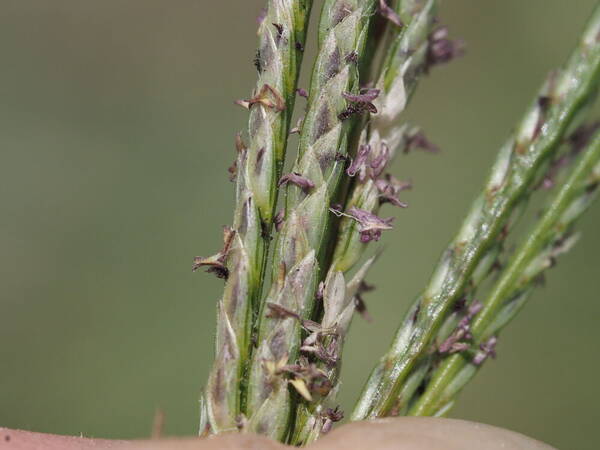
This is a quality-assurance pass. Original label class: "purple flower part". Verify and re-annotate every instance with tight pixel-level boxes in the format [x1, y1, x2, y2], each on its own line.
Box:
[360, 229, 381, 243]
[375, 174, 411, 208]
[342, 88, 380, 104]
[449, 342, 470, 353]
[427, 26, 465, 68]
[338, 89, 380, 121]
[472, 353, 485, 366]
[297, 88, 309, 99]
[457, 300, 482, 330]
[406, 130, 440, 154]
[438, 335, 457, 354]
[481, 336, 498, 356]
[321, 420, 334, 435]
[467, 300, 483, 317]
[346, 145, 371, 178]
[369, 144, 391, 178]
[440, 335, 470, 354]
[378, 0, 404, 27]
[348, 207, 394, 229]
[322, 406, 344, 432]
[380, 195, 408, 209]
[278, 172, 315, 193]
[348, 206, 394, 242]
[325, 406, 344, 425]
[473, 336, 498, 366]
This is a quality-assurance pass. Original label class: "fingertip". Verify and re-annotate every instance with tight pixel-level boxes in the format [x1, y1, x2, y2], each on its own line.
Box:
[309, 417, 556, 450]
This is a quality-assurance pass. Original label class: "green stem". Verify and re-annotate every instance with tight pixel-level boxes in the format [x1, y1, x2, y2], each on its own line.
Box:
[410, 128, 600, 416]
[352, 3, 600, 420]
[245, 0, 377, 441]
[289, 1, 438, 444]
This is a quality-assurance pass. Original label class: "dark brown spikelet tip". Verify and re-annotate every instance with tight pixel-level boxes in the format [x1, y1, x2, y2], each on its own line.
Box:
[427, 26, 465, 68]
[345, 51, 359, 64]
[278, 172, 315, 193]
[253, 49, 262, 73]
[355, 280, 375, 322]
[295, 41, 305, 52]
[266, 302, 301, 320]
[227, 160, 237, 182]
[568, 121, 600, 154]
[272, 23, 284, 44]
[453, 296, 467, 313]
[260, 219, 271, 240]
[378, 0, 404, 27]
[537, 96, 552, 111]
[192, 226, 236, 279]
[586, 181, 599, 194]
[192, 256, 229, 279]
[355, 294, 372, 322]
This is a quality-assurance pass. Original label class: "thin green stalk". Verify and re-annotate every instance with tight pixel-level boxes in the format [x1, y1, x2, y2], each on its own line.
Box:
[333, 0, 438, 273]
[244, 0, 377, 441]
[410, 127, 600, 416]
[289, 1, 438, 444]
[201, 0, 313, 434]
[352, 4, 600, 420]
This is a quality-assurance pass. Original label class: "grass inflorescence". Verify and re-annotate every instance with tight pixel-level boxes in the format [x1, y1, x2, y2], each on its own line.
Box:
[196, 0, 600, 444]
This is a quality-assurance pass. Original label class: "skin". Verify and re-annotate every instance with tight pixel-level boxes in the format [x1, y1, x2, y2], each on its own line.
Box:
[0, 418, 555, 450]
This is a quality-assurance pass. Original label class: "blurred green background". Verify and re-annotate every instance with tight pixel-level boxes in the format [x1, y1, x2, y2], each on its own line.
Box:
[1, 1, 599, 448]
